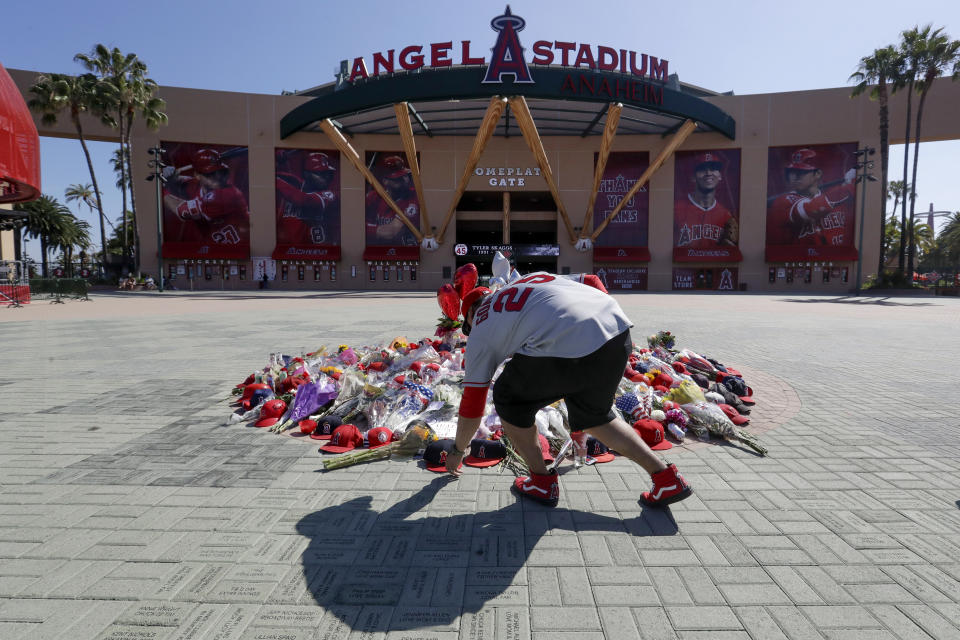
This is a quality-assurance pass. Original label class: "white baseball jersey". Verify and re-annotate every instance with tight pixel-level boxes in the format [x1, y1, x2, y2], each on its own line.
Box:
[462, 272, 633, 390]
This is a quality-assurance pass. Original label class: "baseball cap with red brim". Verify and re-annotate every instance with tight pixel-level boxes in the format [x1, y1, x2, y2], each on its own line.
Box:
[309, 415, 342, 440]
[463, 438, 507, 468]
[585, 436, 616, 463]
[633, 419, 673, 451]
[254, 398, 287, 428]
[786, 148, 818, 171]
[366, 426, 396, 449]
[236, 382, 270, 406]
[717, 404, 750, 426]
[422, 439, 460, 473]
[319, 424, 363, 453]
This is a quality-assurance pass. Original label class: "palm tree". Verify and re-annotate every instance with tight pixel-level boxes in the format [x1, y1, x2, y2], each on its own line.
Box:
[76, 45, 167, 270]
[851, 45, 902, 278]
[55, 217, 92, 277]
[939, 213, 960, 269]
[13, 196, 73, 277]
[904, 27, 960, 277]
[28, 73, 113, 267]
[887, 180, 910, 217]
[894, 27, 924, 275]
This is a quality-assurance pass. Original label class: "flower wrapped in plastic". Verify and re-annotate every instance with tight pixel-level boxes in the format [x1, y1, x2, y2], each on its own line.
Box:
[322, 419, 439, 470]
[681, 402, 767, 455]
[647, 330, 676, 350]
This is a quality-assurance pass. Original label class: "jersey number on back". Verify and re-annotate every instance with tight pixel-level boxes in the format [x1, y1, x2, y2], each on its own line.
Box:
[488, 274, 555, 315]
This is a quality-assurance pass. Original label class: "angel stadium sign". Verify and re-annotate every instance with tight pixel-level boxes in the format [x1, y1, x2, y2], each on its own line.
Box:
[281, 6, 735, 140]
[340, 6, 669, 85]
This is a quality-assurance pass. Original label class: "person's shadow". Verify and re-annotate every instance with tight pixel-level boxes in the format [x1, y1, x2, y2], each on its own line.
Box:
[296, 473, 679, 636]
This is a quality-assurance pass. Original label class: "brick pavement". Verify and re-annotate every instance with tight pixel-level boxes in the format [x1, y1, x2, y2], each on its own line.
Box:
[1, 290, 959, 639]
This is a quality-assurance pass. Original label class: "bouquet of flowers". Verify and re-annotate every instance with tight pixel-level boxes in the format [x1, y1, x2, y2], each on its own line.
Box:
[323, 420, 439, 470]
[647, 330, 676, 350]
[682, 402, 767, 456]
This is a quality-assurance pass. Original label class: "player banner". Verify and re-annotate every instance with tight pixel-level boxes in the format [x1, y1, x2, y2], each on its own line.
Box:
[672, 267, 738, 291]
[160, 142, 250, 260]
[593, 151, 650, 255]
[595, 266, 648, 291]
[673, 149, 742, 262]
[365, 152, 421, 248]
[273, 149, 341, 260]
[765, 142, 858, 262]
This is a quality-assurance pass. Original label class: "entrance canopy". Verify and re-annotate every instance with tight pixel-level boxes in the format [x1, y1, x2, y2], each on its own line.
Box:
[0, 62, 41, 203]
[281, 67, 735, 140]
[282, 65, 735, 250]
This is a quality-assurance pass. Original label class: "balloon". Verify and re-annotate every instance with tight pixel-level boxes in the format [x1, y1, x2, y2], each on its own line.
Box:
[437, 284, 461, 320]
[453, 263, 479, 299]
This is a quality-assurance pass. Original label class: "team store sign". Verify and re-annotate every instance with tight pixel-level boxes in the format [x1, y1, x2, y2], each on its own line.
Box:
[341, 7, 668, 85]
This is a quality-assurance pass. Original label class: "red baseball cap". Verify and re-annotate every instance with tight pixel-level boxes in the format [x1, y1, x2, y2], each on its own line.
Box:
[236, 373, 255, 389]
[717, 404, 749, 426]
[304, 152, 335, 174]
[423, 439, 459, 473]
[319, 424, 363, 453]
[366, 426, 396, 449]
[585, 436, 616, 463]
[786, 148, 818, 171]
[463, 438, 507, 468]
[633, 419, 673, 450]
[236, 382, 270, 405]
[254, 399, 287, 428]
[299, 419, 317, 435]
[381, 155, 411, 179]
[277, 375, 307, 395]
[310, 415, 342, 440]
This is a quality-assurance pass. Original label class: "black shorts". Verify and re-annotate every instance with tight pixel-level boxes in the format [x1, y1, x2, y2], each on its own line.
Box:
[492, 329, 631, 432]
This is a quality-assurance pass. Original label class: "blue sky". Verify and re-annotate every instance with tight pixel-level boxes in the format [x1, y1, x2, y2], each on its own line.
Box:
[5, 0, 960, 257]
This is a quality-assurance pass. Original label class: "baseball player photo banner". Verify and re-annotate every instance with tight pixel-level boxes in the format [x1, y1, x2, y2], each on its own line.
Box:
[160, 142, 250, 260]
[273, 149, 341, 261]
[673, 149, 742, 262]
[364, 152, 421, 248]
[592, 151, 650, 255]
[765, 142, 859, 262]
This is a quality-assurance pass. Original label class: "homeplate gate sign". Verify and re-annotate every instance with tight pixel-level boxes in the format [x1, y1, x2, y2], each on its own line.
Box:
[281, 6, 735, 140]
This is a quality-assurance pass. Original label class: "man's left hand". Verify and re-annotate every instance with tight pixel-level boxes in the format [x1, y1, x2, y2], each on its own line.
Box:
[446, 452, 464, 477]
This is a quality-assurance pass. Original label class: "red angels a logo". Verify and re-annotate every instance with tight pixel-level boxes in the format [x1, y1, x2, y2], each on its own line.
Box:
[482, 6, 534, 84]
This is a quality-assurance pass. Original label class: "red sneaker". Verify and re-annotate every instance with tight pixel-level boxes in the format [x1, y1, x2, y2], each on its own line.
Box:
[513, 470, 559, 506]
[640, 464, 692, 507]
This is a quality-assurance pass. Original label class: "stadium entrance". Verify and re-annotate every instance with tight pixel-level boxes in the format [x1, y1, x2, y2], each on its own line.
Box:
[454, 191, 558, 277]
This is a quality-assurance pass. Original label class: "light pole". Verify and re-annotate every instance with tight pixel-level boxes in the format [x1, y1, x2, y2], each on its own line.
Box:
[146, 146, 167, 292]
[853, 146, 877, 295]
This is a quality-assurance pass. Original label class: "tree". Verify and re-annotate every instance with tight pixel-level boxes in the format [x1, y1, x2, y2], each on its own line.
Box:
[851, 44, 902, 278]
[13, 195, 73, 277]
[939, 213, 960, 268]
[887, 180, 910, 217]
[75, 45, 167, 270]
[903, 27, 960, 277]
[55, 217, 92, 277]
[894, 28, 923, 275]
[881, 215, 901, 268]
[28, 73, 113, 267]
